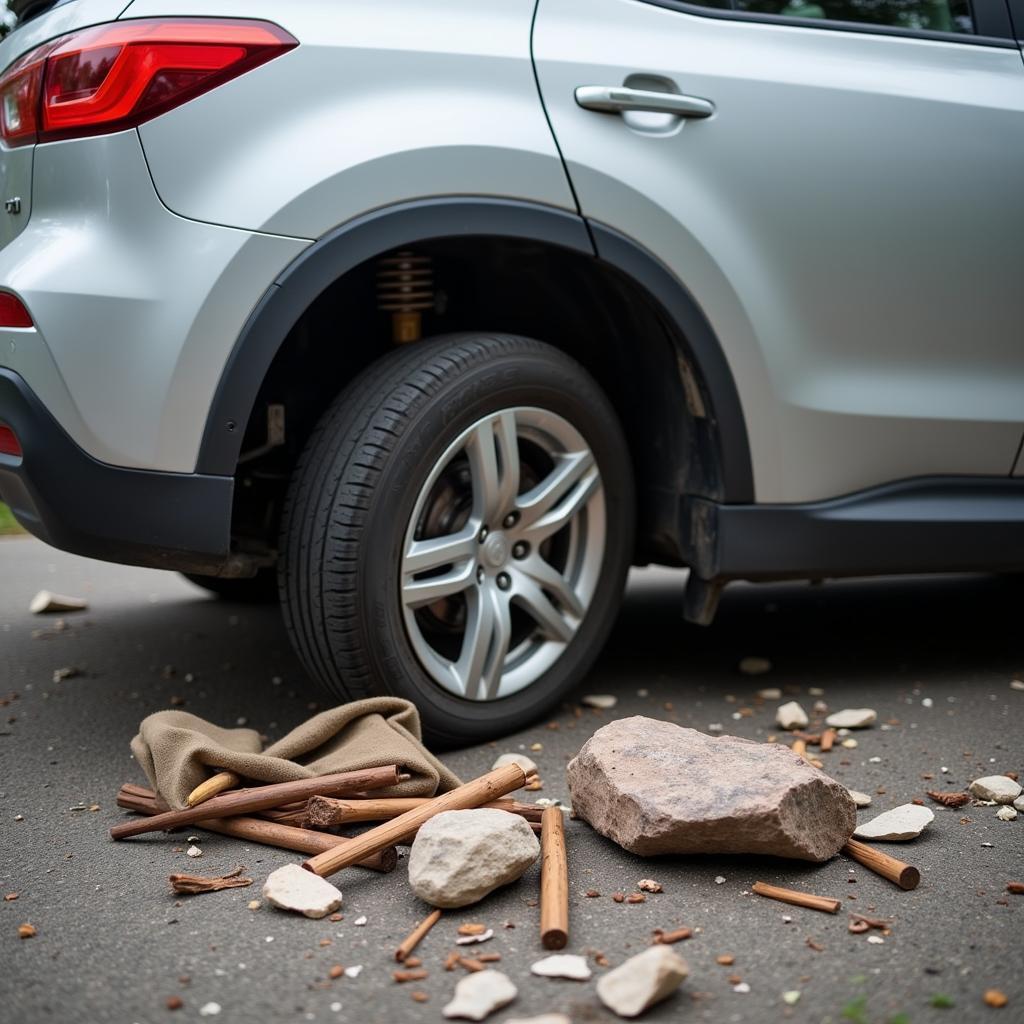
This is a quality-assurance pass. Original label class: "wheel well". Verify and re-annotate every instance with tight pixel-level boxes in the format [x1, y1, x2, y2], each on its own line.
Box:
[229, 234, 732, 568]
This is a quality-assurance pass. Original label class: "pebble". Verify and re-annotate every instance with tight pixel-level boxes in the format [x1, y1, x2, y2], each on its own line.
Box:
[708, 723, 723, 733]
[198, 1004, 221, 1017]
[186, 846, 202, 858]
[491, 753, 538, 775]
[733, 982, 751, 993]
[1010, 680, 1024, 691]
[530, 954, 592, 980]
[29, 590, 88, 614]
[756, 688, 782, 700]
[442, 969, 517, 1020]
[969, 776, 1022, 804]
[581, 694, 618, 709]
[825, 708, 877, 729]
[808, 687, 825, 696]
[782, 991, 801, 1005]
[739, 657, 772, 675]
[344, 966, 363, 979]
[1014, 796, 1024, 812]
[848, 790, 872, 808]
[995, 806, 1017, 821]
[353, 915, 367, 926]
[775, 701, 809, 730]
[714, 876, 726, 885]
[867, 935, 885, 945]
[841, 738, 858, 749]
[854, 804, 933, 841]
[262, 864, 343, 919]
[456, 929, 494, 945]
[596, 945, 689, 1018]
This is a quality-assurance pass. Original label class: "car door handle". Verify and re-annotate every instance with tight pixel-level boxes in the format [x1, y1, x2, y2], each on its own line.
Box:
[575, 85, 714, 120]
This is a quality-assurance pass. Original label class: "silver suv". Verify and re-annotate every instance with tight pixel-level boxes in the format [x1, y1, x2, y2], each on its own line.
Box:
[1, 0, 1022, 742]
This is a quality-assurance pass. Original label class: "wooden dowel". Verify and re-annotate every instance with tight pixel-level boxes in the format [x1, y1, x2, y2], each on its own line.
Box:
[302, 763, 528, 878]
[751, 881, 840, 914]
[187, 770, 241, 807]
[115, 784, 396, 871]
[843, 839, 920, 891]
[110, 765, 404, 840]
[394, 909, 442, 962]
[540, 806, 569, 950]
[791, 739, 807, 757]
[305, 796, 545, 829]
[820, 728, 836, 752]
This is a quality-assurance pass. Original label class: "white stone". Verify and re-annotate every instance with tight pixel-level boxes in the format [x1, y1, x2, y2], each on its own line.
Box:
[757, 688, 782, 700]
[491, 753, 538, 775]
[848, 790, 872, 808]
[29, 590, 87, 614]
[344, 965, 362, 978]
[853, 804, 934, 841]
[456, 929, 494, 945]
[503, 1016, 571, 1024]
[996, 805, 1017, 821]
[596, 945, 688, 1019]
[530, 954, 592, 980]
[775, 701, 808, 730]
[733, 982, 751, 993]
[867, 935, 885, 945]
[739, 657, 772, 675]
[581, 694, 618, 709]
[353, 915, 367, 926]
[186, 845, 202, 858]
[409, 809, 540, 908]
[443, 970, 517, 1021]
[783, 991, 801, 1005]
[1013, 795, 1024, 812]
[825, 708, 877, 729]
[1010, 680, 1024, 691]
[841, 738, 858, 749]
[198, 1004, 221, 1017]
[262, 864, 342, 919]
[714, 876, 726, 885]
[969, 776, 1022, 804]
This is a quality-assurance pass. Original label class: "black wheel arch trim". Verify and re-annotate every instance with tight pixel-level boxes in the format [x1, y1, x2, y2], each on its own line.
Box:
[195, 196, 756, 503]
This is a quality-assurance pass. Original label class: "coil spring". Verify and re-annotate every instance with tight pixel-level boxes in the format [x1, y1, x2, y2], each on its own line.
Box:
[376, 251, 434, 314]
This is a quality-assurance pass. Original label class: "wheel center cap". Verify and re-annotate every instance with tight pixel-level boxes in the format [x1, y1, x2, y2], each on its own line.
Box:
[482, 532, 511, 569]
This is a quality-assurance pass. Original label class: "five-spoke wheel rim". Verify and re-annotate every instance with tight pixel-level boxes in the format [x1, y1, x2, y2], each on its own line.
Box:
[400, 407, 606, 701]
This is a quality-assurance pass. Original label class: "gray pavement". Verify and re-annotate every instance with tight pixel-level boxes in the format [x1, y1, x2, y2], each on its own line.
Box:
[1, 534, 1022, 1024]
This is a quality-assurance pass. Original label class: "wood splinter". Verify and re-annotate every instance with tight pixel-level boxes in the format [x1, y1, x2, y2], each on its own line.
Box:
[394, 909, 442, 962]
[187, 770, 241, 807]
[842, 838, 920, 891]
[306, 796, 544, 829]
[540, 805, 569, 950]
[751, 881, 841, 914]
[169, 867, 252, 894]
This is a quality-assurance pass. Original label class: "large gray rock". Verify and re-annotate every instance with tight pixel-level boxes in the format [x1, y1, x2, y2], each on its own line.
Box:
[567, 717, 856, 862]
[408, 809, 540, 908]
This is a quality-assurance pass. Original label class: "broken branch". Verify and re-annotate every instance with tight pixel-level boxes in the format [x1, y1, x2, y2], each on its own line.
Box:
[169, 867, 252, 894]
[540, 805, 569, 950]
[751, 881, 841, 914]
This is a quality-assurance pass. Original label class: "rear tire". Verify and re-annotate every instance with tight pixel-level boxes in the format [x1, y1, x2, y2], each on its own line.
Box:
[279, 333, 634, 745]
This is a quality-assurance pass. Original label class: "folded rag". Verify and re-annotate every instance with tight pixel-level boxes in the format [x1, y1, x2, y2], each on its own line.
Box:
[131, 697, 461, 809]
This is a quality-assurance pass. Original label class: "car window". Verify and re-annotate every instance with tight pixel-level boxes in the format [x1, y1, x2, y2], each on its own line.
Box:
[686, 0, 977, 34]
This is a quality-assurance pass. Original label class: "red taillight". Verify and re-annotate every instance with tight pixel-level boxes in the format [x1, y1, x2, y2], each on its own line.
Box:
[0, 19, 296, 147]
[0, 292, 33, 328]
[0, 424, 22, 457]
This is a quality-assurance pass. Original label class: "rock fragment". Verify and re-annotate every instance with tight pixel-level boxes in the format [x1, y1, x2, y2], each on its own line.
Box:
[969, 776, 1022, 804]
[409, 809, 539, 908]
[853, 804, 934, 841]
[568, 718, 855, 862]
[491, 753, 537, 775]
[30, 590, 88, 614]
[262, 864, 342, 919]
[581, 694, 618, 709]
[442, 969, 517, 1020]
[825, 709, 877, 729]
[596, 944, 688, 1018]
[775, 702, 808, 730]
[757, 687, 782, 700]
[848, 790, 872, 808]
[530, 954, 592, 980]
[995, 806, 1017, 821]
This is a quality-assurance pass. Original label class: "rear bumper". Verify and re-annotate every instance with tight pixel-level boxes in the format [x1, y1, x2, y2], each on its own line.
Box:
[0, 367, 232, 572]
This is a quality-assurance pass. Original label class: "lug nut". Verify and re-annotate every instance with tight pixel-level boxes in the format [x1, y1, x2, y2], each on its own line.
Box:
[476, 566, 485, 584]
[502, 512, 519, 528]
[512, 542, 528, 559]
[496, 573, 511, 591]
[478, 526, 489, 543]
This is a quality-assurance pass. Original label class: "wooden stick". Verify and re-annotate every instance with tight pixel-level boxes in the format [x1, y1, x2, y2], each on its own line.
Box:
[751, 881, 840, 914]
[540, 806, 569, 950]
[394, 909, 442, 962]
[305, 796, 545, 829]
[820, 728, 836, 752]
[116, 784, 397, 871]
[842, 839, 920, 891]
[303, 763, 528, 877]
[187, 770, 241, 807]
[110, 765, 405, 840]
[791, 739, 807, 757]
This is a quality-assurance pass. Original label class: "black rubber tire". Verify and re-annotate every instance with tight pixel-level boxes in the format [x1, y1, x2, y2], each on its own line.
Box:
[278, 333, 634, 745]
[183, 570, 279, 604]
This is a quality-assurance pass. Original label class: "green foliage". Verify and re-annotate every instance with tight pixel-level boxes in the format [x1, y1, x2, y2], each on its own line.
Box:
[930, 994, 955, 1008]
[0, 502, 24, 535]
[841, 996, 869, 1024]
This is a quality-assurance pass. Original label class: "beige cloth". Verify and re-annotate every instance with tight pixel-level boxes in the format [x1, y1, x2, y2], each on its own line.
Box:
[131, 697, 461, 809]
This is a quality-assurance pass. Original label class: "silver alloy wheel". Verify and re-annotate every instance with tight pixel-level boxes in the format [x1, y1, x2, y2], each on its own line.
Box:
[400, 406, 606, 701]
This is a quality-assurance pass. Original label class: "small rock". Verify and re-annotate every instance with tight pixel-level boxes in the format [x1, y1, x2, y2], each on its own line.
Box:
[353, 915, 367, 926]
[983, 989, 1008, 1008]
[637, 879, 662, 893]
[867, 935, 885, 945]
[456, 929, 494, 945]
[854, 804, 934, 841]
[530, 954, 592, 980]
[30, 590, 88, 614]
[1009, 679, 1024, 691]
[707, 723, 723, 733]
[186, 845, 202, 858]
[409, 809, 539, 908]
[825, 709, 877, 729]
[344, 965, 363, 978]
[442, 969, 517, 1020]
[775, 702, 808, 730]
[756, 688, 782, 700]
[782, 991, 801, 1005]
[52, 666, 81, 683]
[841, 738, 858, 749]
[996, 806, 1017, 821]
[491, 753, 538, 775]
[714, 876, 726, 885]
[1013, 795, 1024, 812]
[733, 982, 751, 993]
[198, 1004, 221, 1017]
[596, 945, 688, 1018]
[247, 900, 260, 910]
[739, 657, 772, 675]
[848, 790, 872, 808]
[18, 923, 36, 939]
[262, 864, 342, 919]
[969, 776, 1022, 804]
[581, 694, 618, 709]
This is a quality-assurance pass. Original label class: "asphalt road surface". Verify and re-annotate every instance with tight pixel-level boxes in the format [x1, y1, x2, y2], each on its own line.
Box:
[2, 534, 1022, 1024]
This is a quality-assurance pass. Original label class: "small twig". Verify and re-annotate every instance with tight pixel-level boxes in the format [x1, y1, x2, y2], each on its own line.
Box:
[169, 867, 252, 895]
[394, 909, 442, 962]
[751, 881, 840, 914]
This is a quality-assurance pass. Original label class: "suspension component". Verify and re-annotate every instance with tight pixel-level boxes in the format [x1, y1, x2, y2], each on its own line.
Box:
[376, 250, 434, 344]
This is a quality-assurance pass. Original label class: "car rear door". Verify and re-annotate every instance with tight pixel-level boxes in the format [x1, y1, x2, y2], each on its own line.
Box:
[533, 0, 1024, 504]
